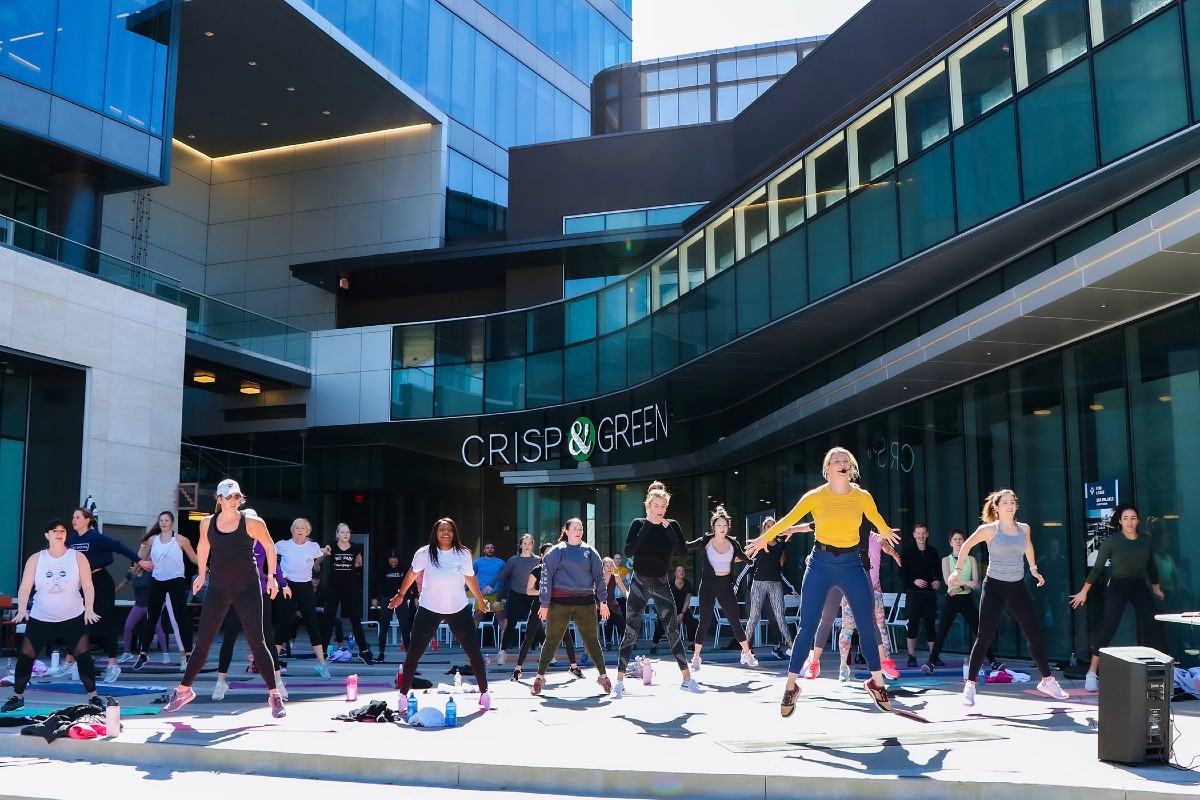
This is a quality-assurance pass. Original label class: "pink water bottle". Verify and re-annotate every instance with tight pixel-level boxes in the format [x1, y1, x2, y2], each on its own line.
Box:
[642, 656, 653, 686]
[346, 673, 359, 702]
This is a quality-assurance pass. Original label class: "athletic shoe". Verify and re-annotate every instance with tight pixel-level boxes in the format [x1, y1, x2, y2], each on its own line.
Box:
[132, 654, 147, 671]
[496, 650, 507, 666]
[163, 686, 196, 713]
[531, 675, 545, 695]
[989, 660, 1006, 673]
[920, 663, 934, 675]
[1085, 672, 1099, 692]
[780, 685, 798, 717]
[880, 658, 900, 680]
[771, 647, 788, 661]
[180, 654, 189, 673]
[906, 655, 918, 668]
[1, 696, 24, 713]
[741, 650, 759, 668]
[374, 655, 387, 664]
[510, 667, 522, 682]
[680, 678, 702, 693]
[278, 662, 287, 675]
[269, 693, 286, 718]
[802, 658, 819, 680]
[161, 652, 171, 664]
[88, 695, 106, 710]
[597, 674, 612, 694]
[102, 664, 121, 684]
[479, 691, 492, 711]
[650, 643, 659, 655]
[569, 666, 584, 679]
[118, 653, 134, 664]
[838, 664, 851, 683]
[690, 654, 702, 673]
[1037, 676, 1069, 700]
[930, 657, 945, 667]
[613, 680, 624, 699]
[277, 680, 288, 701]
[67, 663, 79, 682]
[962, 681, 976, 707]
[314, 662, 331, 680]
[212, 679, 229, 700]
[358, 650, 374, 666]
[863, 678, 892, 712]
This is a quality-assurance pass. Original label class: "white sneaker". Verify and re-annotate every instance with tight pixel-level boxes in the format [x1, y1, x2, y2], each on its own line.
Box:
[67, 663, 80, 682]
[1037, 676, 1069, 700]
[613, 680, 624, 699]
[48, 662, 70, 679]
[690, 654, 702, 673]
[1084, 672, 1099, 692]
[962, 681, 976, 707]
[102, 664, 121, 684]
[212, 679, 229, 700]
[496, 650, 507, 666]
[741, 650, 759, 667]
[276, 679, 288, 701]
[680, 678, 702, 693]
[161, 652, 172, 665]
[117, 653, 134, 664]
[180, 654, 189, 673]
[839, 664, 851, 682]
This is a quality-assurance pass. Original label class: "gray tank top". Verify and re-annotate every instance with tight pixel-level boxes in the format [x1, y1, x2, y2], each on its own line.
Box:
[986, 521, 1027, 582]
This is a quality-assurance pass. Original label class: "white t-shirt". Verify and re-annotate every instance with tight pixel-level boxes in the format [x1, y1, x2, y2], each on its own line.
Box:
[411, 545, 474, 614]
[276, 539, 323, 583]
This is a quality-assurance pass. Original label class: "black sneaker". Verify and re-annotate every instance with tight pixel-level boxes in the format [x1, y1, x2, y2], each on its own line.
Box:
[650, 643, 659, 655]
[1, 696, 24, 713]
[863, 678, 893, 712]
[907, 655, 918, 668]
[990, 660, 1006, 673]
[358, 650, 374, 666]
[930, 657, 945, 667]
[132, 654, 147, 671]
[771, 647, 787, 661]
[374, 654, 386, 664]
[88, 695, 107, 710]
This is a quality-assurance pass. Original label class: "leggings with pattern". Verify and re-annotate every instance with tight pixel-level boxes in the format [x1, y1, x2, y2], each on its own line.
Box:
[538, 603, 606, 676]
[744, 580, 793, 651]
[619, 573, 688, 674]
[813, 584, 890, 664]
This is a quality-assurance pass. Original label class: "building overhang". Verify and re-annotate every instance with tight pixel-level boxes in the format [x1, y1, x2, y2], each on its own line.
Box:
[175, 0, 441, 158]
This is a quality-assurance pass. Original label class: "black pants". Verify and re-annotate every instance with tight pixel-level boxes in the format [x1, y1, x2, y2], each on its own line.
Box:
[501, 592, 533, 651]
[1093, 577, 1167, 656]
[142, 576, 192, 654]
[905, 589, 938, 643]
[620, 574, 687, 674]
[654, 610, 695, 644]
[968, 577, 1051, 680]
[695, 573, 746, 646]
[322, 585, 366, 649]
[398, 606, 488, 694]
[929, 593, 993, 662]
[218, 592, 281, 673]
[514, 597, 577, 667]
[184, 576, 276, 690]
[276, 580, 323, 649]
[87, 569, 119, 659]
[17, 616, 95, 695]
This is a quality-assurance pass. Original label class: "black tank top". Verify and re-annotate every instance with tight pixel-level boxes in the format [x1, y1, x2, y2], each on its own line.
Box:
[209, 512, 259, 591]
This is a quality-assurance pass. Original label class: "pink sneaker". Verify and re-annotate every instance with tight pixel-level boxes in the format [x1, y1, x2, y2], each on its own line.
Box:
[479, 691, 492, 711]
[163, 686, 196, 713]
[880, 658, 899, 681]
[802, 659, 820, 680]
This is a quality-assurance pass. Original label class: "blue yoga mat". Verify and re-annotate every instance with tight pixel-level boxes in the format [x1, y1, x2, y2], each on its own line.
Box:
[26, 683, 169, 697]
[0, 705, 162, 716]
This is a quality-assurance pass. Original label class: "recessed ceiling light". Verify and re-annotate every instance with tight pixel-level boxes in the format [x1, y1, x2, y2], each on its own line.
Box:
[1088, 403, 1104, 411]
[322, 110, 331, 115]
[187, 134, 196, 139]
[240, 380, 261, 395]
[204, 31, 214, 37]
[260, 121, 269, 126]
[193, 370, 216, 384]
[1100, 304, 1107, 309]
[286, 86, 296, 92]
[1033, 409, 1052, 416]
[248, 60, 257, 66]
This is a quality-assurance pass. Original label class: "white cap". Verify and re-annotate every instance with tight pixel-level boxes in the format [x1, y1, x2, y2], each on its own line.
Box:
[215, 479, 242, 498]
[243, 508, 260, 519]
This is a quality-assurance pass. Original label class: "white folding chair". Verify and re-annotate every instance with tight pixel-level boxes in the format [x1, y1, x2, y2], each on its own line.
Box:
[642, 598, 657, 641]
[713, 604, 730, 647]
[886, 593, 908, 652]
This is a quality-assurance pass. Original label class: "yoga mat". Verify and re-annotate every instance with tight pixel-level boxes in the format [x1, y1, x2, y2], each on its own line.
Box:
[891, 678, 952, 688]
[720, 728, 1005, 753]
[0, 705, 162, 717]
[26, 684, 169, 697]
[1022, 687, 1094, 699]
[231, 681, 393, 690]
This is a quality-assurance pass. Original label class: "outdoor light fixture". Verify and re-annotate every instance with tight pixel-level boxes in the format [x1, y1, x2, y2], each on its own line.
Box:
[1089, 403, 1104, 411]
[240, 381, 261, 395]
[188, 511, 207, 522]
[1033, 409, 1052, 416]
[193, 370, 216, 384]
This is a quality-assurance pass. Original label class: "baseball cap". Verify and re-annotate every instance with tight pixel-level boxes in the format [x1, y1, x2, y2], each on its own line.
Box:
[215, 479, 242, 497]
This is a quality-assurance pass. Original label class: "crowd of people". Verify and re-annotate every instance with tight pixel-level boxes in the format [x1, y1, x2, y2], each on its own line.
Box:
[1, 447, 1179, 721]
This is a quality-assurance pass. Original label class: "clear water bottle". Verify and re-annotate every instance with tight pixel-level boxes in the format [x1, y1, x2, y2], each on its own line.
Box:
[454, 671, 463, 692]
[348, 634, 356, 651]
[1070, 652, 1078, 668]
[642, 656, 654, 686]
[345, 673, 358, 702]
[444, 696, 457, 728]
[406, 690, 418, 718]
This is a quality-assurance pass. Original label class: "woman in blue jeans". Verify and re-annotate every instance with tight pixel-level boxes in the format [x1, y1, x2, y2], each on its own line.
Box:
[747, 447, 901, 717]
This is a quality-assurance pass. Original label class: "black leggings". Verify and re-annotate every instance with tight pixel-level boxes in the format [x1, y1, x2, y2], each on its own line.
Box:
[620, 574, 688, 674]
[218, 592, 281, 673]
[142, 576, 192, 654]
[184, 580, 276, 690]
[968, 577, 1051, 680]
[502, 592, 533, 651]
[654, 610, 695, 644]
[398, 606, 488, 694]
[323, 585, 366, 649]
[905, 590, 938, 643]
[694, 573, 746, 646]
[930, 593, 993, 662]
[88, 569, 119, 659]
[17, 616, 95, 695]
[1093, 577, 1167, 656]
[514, 596, 577, 667]
[276, 580, 323, 649]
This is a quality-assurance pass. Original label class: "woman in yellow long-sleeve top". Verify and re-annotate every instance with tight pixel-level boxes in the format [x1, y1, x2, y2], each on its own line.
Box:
[746, 447, 900, 717]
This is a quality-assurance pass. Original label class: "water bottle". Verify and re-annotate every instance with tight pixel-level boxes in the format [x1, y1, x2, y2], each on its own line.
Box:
[327, 644, 335, 658]
[642, 656, 653, 686]
[444, 696, 457, 727]
[50, 651, 60, 673]
[345, 673, 358, 702]
[406, 690, 418, 718]
[454, 671, 463, 692]
[348, 634, 356, 651]
[105, 697, 120, 738]
[1070, 652, 1078, 668]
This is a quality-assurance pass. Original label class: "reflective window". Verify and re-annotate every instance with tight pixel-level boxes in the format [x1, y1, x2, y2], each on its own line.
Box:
[484, 357, 525, 412]
[0, 0, 56, 90]
[627, 271, 650, 323]
[897, 142, 954, 258]
[678, 286, 708, 360]
[435, 363, 483, 416]
[896, 62, 950, 161]
[849, 101, 895, 189]
[735, 250, 770, 336]
[566, 294, 597, 344]
[486, 312, 527, 359]
[807, 204, 850, 300]
[600, 283, 626, 334]
[526, 350, 563, 407]
[1093, 9, 1188, 164]
[1018, 60, 1096, 197]
[682, 233, 706, 290]
[435, 318, 484, 365]
[1188, 0, 1200, 120]
[598, 331, 627, 394]
[652, 305, 680, 373]
[627, 318, 652, 385]
[393, 367, 434, 418]
[1091, 0, 1173, 43]
[53, 0, 109, 110]
[806, 133, 848, 215]
[527, 302, 563, 353]
[708, 211, 735, 275]
[769, 162, 805, 238]
[106, 0, 170, 133]
[954, 103, 1020, 230]
[563, 341, 597, 401]
[769, 228, 807, 320]
[849, 181, 899, 280]
[737, 189, 769, 257]
[706, 270, 737, 348]
[950, 20, 1013, 129]
[1013, 0, 1088, 90]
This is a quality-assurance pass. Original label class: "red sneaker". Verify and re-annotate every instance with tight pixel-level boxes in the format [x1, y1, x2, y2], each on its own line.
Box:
[880, 658, 899, 680]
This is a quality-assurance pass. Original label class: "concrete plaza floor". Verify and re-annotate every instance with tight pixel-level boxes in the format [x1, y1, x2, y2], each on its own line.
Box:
[0, 643, 1198, 799]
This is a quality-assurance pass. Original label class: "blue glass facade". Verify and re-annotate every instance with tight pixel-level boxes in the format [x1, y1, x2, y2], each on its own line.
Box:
[391, 0, 1200, 420]
[0, 0, 172, 135]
